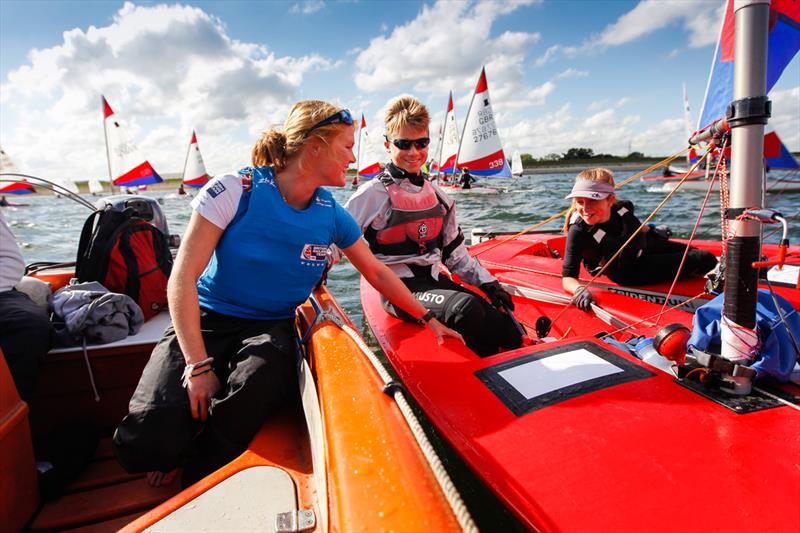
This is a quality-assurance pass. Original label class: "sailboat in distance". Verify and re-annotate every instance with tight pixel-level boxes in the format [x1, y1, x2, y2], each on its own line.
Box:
[102, 95, 163, 188]
[456, 67, 511, 178]
[438, 91, 460, 180]
[182, 130, 210, 189]
[0, 146, 36, 194]
[356, 114, 382, 181]
[88, 179, 105, 196]
[511, 150, 523, 177]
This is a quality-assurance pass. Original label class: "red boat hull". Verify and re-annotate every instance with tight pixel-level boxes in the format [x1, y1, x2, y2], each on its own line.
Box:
[360, 234, 800, 532]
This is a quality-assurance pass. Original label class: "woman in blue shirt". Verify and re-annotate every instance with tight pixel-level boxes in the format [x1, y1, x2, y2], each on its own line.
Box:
[114, 101, 461, 487]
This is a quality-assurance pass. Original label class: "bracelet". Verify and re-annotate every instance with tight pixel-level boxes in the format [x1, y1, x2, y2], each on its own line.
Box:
[417, 309, 436, 325]
[181, 357, 214, 388]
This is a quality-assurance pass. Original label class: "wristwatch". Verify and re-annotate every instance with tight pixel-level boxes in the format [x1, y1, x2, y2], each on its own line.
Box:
[418, 310, 436, 325]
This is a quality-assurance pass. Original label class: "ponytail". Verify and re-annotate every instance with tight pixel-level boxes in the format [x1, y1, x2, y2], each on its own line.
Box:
[252, 130, 288, 169]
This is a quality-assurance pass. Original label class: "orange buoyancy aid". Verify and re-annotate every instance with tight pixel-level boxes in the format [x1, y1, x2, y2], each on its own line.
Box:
[365, 175, 449, 256]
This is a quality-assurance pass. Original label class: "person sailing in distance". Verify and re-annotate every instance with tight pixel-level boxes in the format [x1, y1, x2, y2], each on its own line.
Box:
[113, 100, 462, 489]
[341, 96, 522, 357]
[561, 168, 717, 310]
[458, 166, 476, 190]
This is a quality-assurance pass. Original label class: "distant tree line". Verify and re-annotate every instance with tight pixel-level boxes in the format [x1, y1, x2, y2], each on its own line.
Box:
[520, 147, 660, 167]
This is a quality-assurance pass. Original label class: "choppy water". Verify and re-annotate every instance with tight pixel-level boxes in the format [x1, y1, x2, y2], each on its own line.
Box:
[5, 170, 799, 330]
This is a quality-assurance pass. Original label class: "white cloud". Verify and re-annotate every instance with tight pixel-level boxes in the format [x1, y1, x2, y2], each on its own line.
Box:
[502, 104, 647, 157]
[354, 0, 541, 96]
[534, 1, 723, 67]
[596, 0, 722, 48]
[588, 99, 608, 112]
[527, 81, 556, 106]
[533, 44, 577, 67]
[0, 2, 335, 179]
[290, 1, 325, 15]
[554, 68, 589, 80]
[770, 86, 800, 152]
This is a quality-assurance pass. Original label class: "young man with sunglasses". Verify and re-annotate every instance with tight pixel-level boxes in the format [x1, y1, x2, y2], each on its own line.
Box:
[343, 96, 522, 357]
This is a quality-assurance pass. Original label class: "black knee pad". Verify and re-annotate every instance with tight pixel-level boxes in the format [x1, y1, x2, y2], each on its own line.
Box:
[441, 292, 487, 330]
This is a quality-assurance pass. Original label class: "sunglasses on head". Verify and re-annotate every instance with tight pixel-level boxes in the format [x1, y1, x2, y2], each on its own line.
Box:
[385, 136, 431, 150]
[305, 109, 353, 137]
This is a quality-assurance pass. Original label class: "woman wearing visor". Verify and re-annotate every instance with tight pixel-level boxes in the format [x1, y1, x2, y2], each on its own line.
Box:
[114, 100, 461, 488]
[562, 168, 717, 310]
[343, 96, 522, 357]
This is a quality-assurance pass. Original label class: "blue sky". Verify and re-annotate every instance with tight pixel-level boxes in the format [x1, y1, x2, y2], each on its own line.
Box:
[0, 0, 797, 181]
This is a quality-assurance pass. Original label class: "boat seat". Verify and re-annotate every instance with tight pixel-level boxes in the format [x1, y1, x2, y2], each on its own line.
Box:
[29, 437, 180, 532]
[0, 348, 39, 533]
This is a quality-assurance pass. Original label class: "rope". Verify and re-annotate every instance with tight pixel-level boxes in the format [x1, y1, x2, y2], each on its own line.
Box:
[336, 322, 478, 533]
[655, 140, 727, 325]
[718, 156, 731, 253]
[549, 146, 716, 330]
[752, 385, 800, 412]
[598, 292, 709, 340]
[471, 148, 689, 259]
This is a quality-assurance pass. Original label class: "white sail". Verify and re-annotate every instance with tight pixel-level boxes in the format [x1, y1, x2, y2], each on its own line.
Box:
[356, 114, 382, 179]
[88, 179, 105, 194]
[456, 67, 511, 177]
[511, 150, 523, 177]
[0, 146, 20, 173]
[439, 92, 460, 175]
[62, 180, 80, 194]
[182, 130, 210, 188]
[102, 95, 162, 187]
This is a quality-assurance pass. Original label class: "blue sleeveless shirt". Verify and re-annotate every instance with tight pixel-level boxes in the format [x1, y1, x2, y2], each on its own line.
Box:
[197, 167, 361, 320]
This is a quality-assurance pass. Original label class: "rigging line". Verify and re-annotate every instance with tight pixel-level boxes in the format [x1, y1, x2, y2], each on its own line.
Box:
[550, 146, 715, 330]
[598, 292, 709, 340]
[655, 137, 728, 326]
[752, 385, 800, 412]
[0, 173, 97, 210]
[764, 277, 800, 359]
[471, 147, 690, 259]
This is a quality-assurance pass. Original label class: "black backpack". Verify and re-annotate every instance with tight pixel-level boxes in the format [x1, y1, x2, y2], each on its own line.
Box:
[75, 205, 173, 320]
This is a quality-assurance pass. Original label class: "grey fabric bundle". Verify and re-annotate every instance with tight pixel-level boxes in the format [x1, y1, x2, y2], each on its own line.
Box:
[52, 281, 144, 346]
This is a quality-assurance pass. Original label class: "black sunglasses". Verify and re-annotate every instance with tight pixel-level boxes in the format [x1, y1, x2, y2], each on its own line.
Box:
[384, 136, 431, 150]
[305, 109, 353, 137]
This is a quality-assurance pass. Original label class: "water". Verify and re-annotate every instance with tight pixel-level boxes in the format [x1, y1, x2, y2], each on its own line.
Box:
[5, 170, 799, 329]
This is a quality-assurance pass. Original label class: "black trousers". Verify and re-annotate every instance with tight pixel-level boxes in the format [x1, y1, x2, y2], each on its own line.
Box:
[382, 273, 522, 357]
[113, 308, 297, 486]
[0, 289, 52, 403]
[608, 235, 718, 286]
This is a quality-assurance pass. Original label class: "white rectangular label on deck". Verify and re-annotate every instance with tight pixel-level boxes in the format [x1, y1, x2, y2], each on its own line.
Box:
[498, 348, 624, 399]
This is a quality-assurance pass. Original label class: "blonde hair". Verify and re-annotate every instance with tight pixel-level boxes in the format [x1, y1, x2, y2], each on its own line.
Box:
[252, 100, 343, 170]
[562, 167, 617, 232]
[384, 95, 430, 137]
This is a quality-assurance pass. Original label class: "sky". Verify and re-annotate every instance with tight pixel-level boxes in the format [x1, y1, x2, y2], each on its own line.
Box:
[0, 0, 798, 182]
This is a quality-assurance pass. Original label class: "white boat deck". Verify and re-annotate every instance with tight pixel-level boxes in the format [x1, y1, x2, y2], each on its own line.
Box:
[48, 311, 171, 355]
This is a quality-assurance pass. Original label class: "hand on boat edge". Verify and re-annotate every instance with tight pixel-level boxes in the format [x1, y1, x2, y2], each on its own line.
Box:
[427, 317, 465, 346]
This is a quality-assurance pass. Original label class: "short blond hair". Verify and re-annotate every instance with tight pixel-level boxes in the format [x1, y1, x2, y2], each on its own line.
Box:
[384, 95, 430, 137]
[563, 168, 617, 232]
[252, 100, 343, 170]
